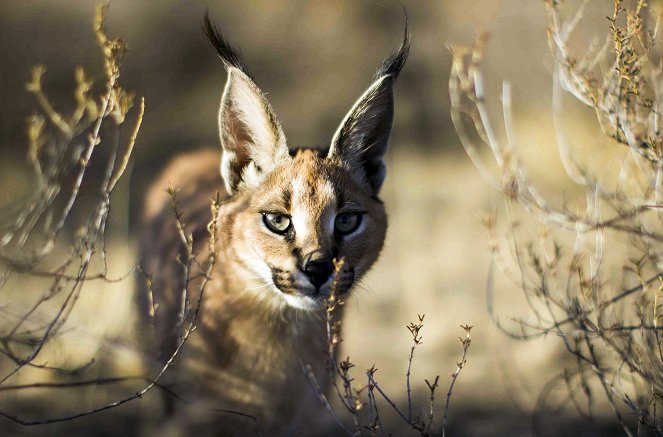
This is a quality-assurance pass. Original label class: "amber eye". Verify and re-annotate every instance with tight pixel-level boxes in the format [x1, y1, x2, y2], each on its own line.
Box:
[263, 213, 291, 234]
[335, 212, 362, 235]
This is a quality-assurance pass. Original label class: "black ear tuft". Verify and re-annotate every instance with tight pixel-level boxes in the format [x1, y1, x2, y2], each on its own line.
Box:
[203, 12, 253, 78]
[327, 10, 410, 195]
[374, 10, 410, 80]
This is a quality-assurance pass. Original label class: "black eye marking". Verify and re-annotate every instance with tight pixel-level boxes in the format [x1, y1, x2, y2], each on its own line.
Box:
[263, 213, 291, 234]
[334, 212, 363, 236]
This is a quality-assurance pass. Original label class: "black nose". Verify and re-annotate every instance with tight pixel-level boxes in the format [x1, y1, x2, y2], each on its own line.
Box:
[304, 260, 334, 289]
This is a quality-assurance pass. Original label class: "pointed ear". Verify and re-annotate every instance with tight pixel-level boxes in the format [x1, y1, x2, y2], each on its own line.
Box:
[217, 69, 288, 193]
[204, 14, 288, 194]
[328, 20, 409, 194]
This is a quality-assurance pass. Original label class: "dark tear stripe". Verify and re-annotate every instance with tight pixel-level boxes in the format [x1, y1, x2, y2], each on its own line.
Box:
[331, 243, 340, 260]
[284, 226, 296, 243]
[292, 247, 302, 269]
[333, 232, 344, 247]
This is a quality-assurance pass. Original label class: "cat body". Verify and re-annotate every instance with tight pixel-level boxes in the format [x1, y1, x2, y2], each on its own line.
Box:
[139, 14, 408, 435]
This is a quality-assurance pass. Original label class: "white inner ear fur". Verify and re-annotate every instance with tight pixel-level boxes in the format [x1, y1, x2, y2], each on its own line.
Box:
[241, 162, 264, 189]
[220, 148, 238, 193]
[219, 67, 288, 192]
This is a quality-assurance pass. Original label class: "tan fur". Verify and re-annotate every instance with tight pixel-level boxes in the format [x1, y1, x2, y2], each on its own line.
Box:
[139, 149, 386, 435]
[142, 149, 220, 222]
[139, 18, 406, 434]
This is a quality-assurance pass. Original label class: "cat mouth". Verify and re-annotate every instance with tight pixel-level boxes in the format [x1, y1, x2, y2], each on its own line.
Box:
[271, 269, 355, 301]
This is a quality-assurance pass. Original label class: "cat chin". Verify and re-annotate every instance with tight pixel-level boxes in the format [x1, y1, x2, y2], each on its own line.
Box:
[280, 293, 327, 312]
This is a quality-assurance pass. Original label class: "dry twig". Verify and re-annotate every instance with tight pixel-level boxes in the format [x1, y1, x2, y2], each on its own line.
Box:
[450, 1, 663, 434]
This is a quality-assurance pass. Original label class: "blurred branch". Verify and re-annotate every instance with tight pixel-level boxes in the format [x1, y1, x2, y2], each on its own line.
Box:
[451, 0, 663, 433]
[0, 4, 254, 430]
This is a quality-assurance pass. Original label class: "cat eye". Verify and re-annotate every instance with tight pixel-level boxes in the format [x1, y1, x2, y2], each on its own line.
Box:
[263, 213, 291, 234]
[335, 212, 362, 235]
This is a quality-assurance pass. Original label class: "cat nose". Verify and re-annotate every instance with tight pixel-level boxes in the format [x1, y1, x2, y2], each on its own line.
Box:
[303, 260, 334, 289]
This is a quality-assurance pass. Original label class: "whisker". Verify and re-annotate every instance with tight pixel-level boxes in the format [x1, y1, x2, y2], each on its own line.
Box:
[242, 282, 272, 292]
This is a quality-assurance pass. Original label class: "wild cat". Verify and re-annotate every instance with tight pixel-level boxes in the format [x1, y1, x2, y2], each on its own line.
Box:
[139, 12, 408, 435]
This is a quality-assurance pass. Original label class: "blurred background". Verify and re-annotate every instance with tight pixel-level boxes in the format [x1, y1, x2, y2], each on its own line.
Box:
[0, 0, 629, 435]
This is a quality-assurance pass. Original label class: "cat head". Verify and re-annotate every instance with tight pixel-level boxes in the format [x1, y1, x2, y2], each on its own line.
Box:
[204, 14, 408, 310]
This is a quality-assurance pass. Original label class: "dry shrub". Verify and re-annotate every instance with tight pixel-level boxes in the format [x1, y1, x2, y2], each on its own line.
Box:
[0, 5, 473, 435]
[0, 5, 233, 427]
[0, 4, 155, 425]
[450, 1, 663, 435]
[304, 258, 472, 436]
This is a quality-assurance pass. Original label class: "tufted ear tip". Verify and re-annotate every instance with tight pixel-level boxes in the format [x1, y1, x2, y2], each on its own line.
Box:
[374, 9, 410, 81]
[327, 15, 409, 194]
[203, 12, 253, 78]
[208, 14, 288, 194]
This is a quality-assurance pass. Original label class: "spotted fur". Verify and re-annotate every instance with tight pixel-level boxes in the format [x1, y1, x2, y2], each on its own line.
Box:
[139, 14, 408, 435]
